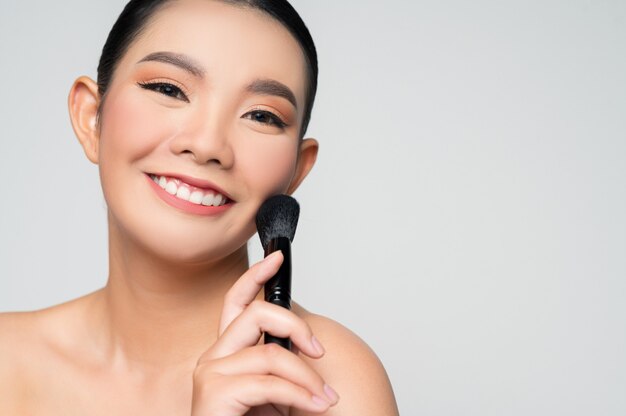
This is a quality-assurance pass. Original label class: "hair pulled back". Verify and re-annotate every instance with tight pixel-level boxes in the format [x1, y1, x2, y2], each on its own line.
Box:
[97, 0, 318, 139]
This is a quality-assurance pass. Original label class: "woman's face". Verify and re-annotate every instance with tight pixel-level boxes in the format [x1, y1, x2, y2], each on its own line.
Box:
[93, 0, 312, 263]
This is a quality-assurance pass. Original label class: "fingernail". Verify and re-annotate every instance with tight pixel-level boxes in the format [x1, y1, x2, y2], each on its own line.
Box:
[324, 384, 339, 403]
[259, 252, 281, 275]
[311, 335, 325, 355]
[311, 395, 329, 409]
[267, 251, 282, 261]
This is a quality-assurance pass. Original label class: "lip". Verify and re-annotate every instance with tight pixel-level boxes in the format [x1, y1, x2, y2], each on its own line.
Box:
[145, 173, 234, 216]
[149, 171, 235, 202]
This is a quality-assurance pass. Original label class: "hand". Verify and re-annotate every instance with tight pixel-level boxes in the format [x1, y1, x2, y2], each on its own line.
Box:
[190, 251, 340, 415]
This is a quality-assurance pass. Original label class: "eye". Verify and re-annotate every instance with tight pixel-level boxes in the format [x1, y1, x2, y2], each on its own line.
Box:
[137, 81, 189, 102]
[243, 109, 287, 129]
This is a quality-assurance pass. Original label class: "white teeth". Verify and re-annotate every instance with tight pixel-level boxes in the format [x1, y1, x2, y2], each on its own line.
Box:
[150, 173, 228, 206]
[176, 186, 190, 201]
[189, 191, 204, 205]
[203, 193, 224, 207]
[201, 193, 216, 206]
[165, 181, 177, 195]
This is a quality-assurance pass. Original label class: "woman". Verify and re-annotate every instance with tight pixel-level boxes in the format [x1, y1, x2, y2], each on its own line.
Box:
[0, 0, 399, 414]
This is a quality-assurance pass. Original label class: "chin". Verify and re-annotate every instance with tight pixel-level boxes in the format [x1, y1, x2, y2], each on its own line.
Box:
[105, 184, 258, 265]
[134, 224, 252, 266]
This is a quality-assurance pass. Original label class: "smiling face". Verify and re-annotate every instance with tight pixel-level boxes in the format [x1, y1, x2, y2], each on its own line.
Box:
[69, 0, 318, 264]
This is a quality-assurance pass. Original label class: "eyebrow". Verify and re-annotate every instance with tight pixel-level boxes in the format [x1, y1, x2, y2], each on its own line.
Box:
[138, 51, 205, 78]
[245, 79, 298, 110]
[137, 51, 298, 109]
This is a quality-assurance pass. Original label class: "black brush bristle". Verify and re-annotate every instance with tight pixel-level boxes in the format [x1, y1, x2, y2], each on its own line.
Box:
[256, 195, 300, 250]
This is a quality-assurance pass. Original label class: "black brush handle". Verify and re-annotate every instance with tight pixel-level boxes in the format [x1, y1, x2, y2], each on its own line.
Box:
[264, 237, 292, 350]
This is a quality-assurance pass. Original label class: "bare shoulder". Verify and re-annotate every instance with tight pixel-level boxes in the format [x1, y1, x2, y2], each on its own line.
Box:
[0, 294, 93, 360]
[292, 303, 399, 416]
[0, 310, 42, 368]
[0, 293, 98, 411]
[0, 310, 43, 410]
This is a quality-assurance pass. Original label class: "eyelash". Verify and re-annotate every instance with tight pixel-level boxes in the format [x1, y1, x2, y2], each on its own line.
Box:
[244, 108, 287, 129]
[137, 81, 288, 129]
[138, 81, 189, 102]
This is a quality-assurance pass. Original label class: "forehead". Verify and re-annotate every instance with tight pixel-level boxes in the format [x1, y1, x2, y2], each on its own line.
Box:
[120, 0, 307, 106]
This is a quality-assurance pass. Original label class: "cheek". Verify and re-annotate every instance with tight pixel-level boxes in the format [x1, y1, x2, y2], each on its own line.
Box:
[238, 138, 299, 197]
[99, 87, 175, 167]
[97, 86, 182, 213]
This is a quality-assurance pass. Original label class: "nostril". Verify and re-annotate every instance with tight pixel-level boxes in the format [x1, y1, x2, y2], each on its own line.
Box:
[172, 138, 233, 168]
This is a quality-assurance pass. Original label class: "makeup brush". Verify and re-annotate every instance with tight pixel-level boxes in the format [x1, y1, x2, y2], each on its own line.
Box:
[255, 194, 300, 350]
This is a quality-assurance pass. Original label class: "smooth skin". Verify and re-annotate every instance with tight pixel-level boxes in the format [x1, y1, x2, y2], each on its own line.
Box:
[0, 1, 398, 414]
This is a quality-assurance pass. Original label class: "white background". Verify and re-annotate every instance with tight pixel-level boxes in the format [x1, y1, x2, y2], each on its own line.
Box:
[1, 1, 625, 414]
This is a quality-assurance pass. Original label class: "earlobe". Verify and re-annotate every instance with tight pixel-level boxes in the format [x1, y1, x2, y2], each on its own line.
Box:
[68, 76, 101, 164]
[286, 138, 319, 195]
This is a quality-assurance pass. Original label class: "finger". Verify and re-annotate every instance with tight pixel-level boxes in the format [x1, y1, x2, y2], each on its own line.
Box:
[195, 374, 333, 414]
[200, 343, 338, 406]
[218, 251, 284, 336]
[211, 300, 325, 360]
[236, 375, 333, 413]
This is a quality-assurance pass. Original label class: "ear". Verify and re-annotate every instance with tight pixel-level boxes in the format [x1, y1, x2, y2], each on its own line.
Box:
[68, 76, 101, 164]
[286, 138, 319, 195]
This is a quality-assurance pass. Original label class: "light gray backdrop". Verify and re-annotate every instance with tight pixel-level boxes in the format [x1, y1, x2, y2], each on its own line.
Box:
[1, 1, 625, 415]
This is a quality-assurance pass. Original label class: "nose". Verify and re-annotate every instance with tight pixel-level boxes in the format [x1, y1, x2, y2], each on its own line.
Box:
[169, 116, 235, 169]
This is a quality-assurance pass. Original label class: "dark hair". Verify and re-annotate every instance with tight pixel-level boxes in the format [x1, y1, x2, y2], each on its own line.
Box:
[96, 0, 318, 139]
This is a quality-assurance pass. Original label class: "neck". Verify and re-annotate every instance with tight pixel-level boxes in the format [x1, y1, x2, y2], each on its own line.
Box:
[91, 213, 254, 373]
